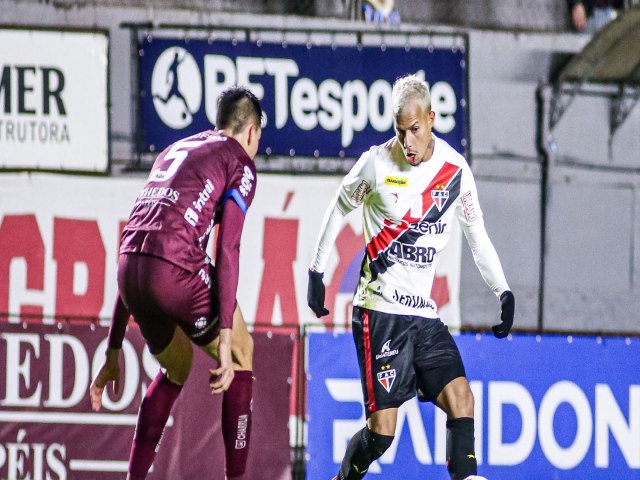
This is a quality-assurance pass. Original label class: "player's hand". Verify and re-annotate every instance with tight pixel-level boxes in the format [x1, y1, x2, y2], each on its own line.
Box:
[90, 348, 121, 412]
[492, 290, 515, 339]
[307, 269, 330, 318]
[210, 328, 234, 394]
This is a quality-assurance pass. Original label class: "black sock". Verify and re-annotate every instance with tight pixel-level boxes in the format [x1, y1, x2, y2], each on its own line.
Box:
[446, 417, 477, 480]
[338, 426, 394, 480]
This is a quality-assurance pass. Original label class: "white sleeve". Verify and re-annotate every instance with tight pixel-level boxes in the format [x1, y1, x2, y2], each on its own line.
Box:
[310, 197, 345, 273]
[457, 164, 510, 297]
[310, 151, 375, 273]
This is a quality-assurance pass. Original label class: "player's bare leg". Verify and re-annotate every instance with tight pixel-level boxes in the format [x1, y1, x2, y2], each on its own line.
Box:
[200, 305, 254, 480]
[334, 408, 396, 479]
[367, 408, 398, 436]
[201, 304, 253, 371]
[128, 327, 193, 480]
[435, 376, 477, 480]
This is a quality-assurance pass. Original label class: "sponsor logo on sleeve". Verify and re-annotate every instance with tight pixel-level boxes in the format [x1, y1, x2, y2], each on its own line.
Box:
[461, 191, 477, 222]
[351, 180, 371, 203]
[240, 165, 255, 197]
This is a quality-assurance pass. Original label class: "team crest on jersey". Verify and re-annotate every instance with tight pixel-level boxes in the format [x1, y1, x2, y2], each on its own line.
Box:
[431, 185, 449, 212]
[377, 367, 396, 393]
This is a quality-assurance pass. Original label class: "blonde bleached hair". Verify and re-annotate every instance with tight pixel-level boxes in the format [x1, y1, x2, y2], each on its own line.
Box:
[391, 74, 431, 117]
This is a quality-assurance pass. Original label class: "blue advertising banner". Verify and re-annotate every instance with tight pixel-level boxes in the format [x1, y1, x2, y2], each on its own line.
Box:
[307, 332, 640, 479]
[138, 37, 467, 158]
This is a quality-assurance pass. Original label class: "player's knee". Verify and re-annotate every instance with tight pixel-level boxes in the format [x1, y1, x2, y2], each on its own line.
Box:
[165, 365, 191, 385]
[447, 385, 474, 418]
[156, 333, 193, 385]
[166, 356, 192, 384]
[165, 351, 193, 385]
[366, 427, 394, 459]
[455, 388, 474, 418]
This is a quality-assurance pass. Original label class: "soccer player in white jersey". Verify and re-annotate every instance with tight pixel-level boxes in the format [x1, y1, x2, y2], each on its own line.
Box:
[307, 74, 515, 480]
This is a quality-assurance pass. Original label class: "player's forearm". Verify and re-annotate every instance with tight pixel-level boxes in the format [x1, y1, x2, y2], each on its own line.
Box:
[464, 222, 510, 296]
[107, 293, 130, 350]
[310, 197, 347, 273]
[218, 327, 232, 349]
[215, 201, 244, 329]
[216, 250, 240, 330]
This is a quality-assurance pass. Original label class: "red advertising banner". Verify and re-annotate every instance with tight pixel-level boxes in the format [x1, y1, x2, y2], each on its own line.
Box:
[0, 321, 293, 479]
[0, 173, 462, 332]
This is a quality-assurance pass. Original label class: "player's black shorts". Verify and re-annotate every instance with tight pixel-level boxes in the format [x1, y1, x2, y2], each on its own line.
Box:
[351, 306, 466, 416]
[117, 253, 220, 354]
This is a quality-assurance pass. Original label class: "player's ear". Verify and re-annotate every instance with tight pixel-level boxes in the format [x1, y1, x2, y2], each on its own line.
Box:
[247, 123, 259, 146]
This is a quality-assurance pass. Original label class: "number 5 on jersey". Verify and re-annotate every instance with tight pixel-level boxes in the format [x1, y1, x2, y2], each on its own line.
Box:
[149, 140, 203, 183]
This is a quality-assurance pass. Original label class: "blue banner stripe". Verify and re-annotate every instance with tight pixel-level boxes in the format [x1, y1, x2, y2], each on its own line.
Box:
[307, 332, 640, 479]
[139, 38, 468, 157]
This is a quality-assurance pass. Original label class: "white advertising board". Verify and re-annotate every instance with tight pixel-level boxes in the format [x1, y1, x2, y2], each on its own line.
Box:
[0, 29, 109, 172]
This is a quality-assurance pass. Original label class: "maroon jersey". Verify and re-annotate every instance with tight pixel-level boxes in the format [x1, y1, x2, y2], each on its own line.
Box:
[117, 130, 256, 330]
[121, 130, 256, 270]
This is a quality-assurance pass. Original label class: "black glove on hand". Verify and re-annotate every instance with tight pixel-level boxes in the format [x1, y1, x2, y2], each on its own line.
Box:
[307, 269, 330, 318]
[492, 290, 515, 339]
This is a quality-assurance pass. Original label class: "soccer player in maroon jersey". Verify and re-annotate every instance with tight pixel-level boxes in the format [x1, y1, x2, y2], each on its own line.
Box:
[90, 86, 262, 480]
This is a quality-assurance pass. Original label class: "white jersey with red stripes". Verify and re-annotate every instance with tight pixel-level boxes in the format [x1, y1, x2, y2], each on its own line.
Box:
[311, 134, 510, 318]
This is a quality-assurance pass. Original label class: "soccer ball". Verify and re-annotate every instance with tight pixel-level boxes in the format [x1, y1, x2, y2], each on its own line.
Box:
[464, 476, 489, 480]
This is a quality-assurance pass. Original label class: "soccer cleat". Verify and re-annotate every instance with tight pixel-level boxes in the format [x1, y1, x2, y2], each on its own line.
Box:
[330, 477, 338, 480]
[463, 476, 489, 480]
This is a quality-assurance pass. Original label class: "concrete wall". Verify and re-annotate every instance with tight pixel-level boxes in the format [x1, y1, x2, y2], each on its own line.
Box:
[460, 29, 640, 333]
[2, 1, 638, 333]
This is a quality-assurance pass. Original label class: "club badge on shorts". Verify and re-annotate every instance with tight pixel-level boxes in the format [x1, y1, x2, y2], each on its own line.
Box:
[377, 367, 396, 393]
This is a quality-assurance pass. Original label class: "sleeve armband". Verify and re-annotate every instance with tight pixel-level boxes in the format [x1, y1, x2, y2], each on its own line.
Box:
[222, 189, 248, 215]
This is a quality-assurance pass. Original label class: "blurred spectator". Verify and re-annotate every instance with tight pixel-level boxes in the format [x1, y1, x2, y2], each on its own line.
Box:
[568, 0, 623, 33]
[348, 0, 401, 24]
[363, 0, 401, 24]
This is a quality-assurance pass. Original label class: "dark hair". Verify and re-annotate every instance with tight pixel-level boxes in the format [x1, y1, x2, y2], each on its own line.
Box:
[215, 86, 263, 135]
